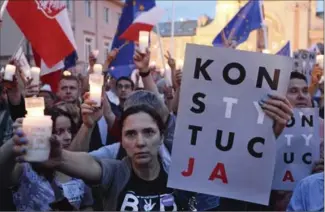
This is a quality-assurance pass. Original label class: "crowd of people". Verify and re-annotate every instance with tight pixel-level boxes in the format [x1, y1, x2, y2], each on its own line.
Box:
[0, 42, 324, 211]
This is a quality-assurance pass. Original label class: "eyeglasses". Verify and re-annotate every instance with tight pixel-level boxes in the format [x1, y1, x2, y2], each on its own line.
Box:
[117, 84, 131, 90]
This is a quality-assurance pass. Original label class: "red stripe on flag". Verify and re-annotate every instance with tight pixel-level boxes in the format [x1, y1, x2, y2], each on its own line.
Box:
[119, 23, 154, 41]
[7, 1, 74, 67]
[40, 70, 62, 93]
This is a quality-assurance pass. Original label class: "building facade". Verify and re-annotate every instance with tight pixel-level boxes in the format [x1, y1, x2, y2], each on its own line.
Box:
[0, 0, 123, 66]
[150, 0, 324, 69]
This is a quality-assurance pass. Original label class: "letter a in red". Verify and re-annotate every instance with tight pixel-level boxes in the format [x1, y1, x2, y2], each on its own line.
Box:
[282, 170, 294, 182]
[182, 157, 195, 177]
[208, 163, 228, 184]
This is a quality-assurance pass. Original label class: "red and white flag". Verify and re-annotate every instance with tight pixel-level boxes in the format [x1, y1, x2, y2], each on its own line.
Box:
[119, 6, 165, 42]
[6, 0, 76, 68]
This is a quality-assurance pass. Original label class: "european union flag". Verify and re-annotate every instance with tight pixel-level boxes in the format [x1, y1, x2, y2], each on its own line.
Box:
[276, 41, 291, 57]
[212, 0, 263, 47]
[109, 0, 155, 79]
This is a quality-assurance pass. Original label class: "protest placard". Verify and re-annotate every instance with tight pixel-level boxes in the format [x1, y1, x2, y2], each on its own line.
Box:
[272, 108, 320, 191]
[293, 50, 316, 83]
[167, 44, 292, 205]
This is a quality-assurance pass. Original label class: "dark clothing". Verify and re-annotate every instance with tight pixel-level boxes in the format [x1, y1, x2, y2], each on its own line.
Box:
[117, 163, 181, 211]
[8, 96, 26, 121]
[217, 193, 275, 211]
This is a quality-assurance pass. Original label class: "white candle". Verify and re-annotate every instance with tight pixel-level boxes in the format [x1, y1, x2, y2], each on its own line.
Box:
[25, 97, 45, 116]
[89, 84, 102, 107]
[93, 64, 103, 74]
[139, 31, 149, 53]
[22, 116, 52, 162]
[30, 67, 41, 85]
[89, 73, 104, 86]
[63, 70, 72, 76]
[23, 96, 52, 162]
[3, 64, 16, 81]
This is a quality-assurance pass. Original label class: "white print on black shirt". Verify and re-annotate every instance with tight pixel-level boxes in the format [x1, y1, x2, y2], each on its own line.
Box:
[120, 192, 177, 211]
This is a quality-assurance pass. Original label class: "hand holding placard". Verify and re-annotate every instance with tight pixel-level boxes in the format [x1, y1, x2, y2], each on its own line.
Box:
[167, 44, 293, 205]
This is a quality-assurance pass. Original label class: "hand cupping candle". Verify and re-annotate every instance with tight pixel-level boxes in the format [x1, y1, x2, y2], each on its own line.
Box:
[22, 97, 53, 162]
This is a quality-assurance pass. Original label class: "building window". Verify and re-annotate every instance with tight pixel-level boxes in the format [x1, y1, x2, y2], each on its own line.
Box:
[84, 36, 95, 61]
[104, 41, 111, 59]
[66, 0, 72, 12]
[104, 7, 110, 23]
[85, 0, 92, 18]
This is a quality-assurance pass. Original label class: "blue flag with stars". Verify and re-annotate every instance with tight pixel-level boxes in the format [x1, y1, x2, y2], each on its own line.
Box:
[212, 0, 263, 47]
[276, 41, 291, 57]
[109, 0, 155, 80]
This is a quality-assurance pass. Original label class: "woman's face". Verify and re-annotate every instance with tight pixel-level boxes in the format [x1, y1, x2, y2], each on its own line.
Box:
[56, 103, 80, 125]
[122, 112, 162, 166]
[54, 116, 72, 149]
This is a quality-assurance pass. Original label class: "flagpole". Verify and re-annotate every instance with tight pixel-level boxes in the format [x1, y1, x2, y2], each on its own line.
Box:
[10, 36, 25, 61]
[0, 0, 8, 21]
[259, 0, 268, 49]
[170, 1, 175, 57]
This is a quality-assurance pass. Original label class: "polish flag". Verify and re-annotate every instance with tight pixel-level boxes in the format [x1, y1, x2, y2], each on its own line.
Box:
[6, 0, 77, 68]
[119, 6, 165, 42]
[32, 48, 63, 93]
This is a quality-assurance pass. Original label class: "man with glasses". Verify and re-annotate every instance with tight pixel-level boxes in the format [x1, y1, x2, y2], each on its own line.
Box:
[112, 76, 135, 118]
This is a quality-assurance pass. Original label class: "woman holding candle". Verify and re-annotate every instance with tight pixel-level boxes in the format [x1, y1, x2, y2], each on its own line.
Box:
[11, 105, 197, 211]
[0, 109, 93, 211]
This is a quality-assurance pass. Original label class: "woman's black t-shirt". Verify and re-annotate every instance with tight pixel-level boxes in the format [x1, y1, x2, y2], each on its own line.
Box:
[117, 163, 180, 211]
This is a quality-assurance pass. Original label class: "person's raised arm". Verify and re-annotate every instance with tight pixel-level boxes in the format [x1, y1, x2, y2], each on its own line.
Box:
[68, 93, 103, 152]
[0, 119, 26, 187]
[133, 47, 159, 95]
[102, 91, 116, 129]
[171, 69, 182, 114]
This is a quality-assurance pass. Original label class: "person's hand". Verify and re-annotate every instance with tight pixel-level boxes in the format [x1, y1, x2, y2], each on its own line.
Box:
[259, 93, 293, 138]
[12, 118, 23, 135]
[312, 159, 324, 174]
[88, 53, 97, 69]
[311, 66, 323, 85]
[13, 129, 62, 167]
[174, 69, 182, 88]
[102, 93, 113, 122]
[25, 78, 39, 97]
[163, 86, 174, 100]
[133, 47, 150, 73]
[164, 51, 176, 70]
[106, 48, 119, 64]
[81, 93, 103, 128]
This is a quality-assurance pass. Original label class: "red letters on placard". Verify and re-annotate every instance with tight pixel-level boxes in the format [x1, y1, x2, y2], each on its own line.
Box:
[182, 157, 195, 177]
[208, 163, 228, 184]
[282, 170, 294, 182]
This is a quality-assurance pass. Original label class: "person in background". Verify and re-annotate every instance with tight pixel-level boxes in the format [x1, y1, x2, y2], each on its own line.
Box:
[39, 84, 56, 115]
[56, 75, 80, 104]
[272, 71, 324, 211]
[287, 172, 324, 211]
[0, 109, 93, 211]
